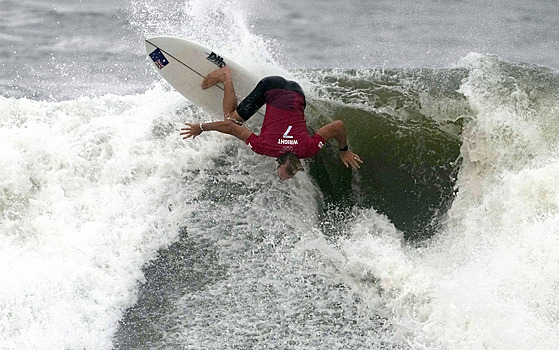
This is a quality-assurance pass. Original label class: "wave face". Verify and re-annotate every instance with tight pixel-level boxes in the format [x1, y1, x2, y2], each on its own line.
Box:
[300, 55, 559, 348]
[299, 68, 468, 239]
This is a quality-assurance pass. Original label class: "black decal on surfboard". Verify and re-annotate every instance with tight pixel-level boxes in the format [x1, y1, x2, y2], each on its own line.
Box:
[206, 52, 226, 68]
[149, 48, 169, 69]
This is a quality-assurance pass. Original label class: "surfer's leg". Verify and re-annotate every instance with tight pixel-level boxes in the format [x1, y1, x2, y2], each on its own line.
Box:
[202, 67, 242, 122]
[220, 70, 238, 115]
[201, 66, 230, 89]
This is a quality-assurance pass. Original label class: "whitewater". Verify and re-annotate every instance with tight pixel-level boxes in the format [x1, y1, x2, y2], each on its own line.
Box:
[2, 0, 559, 349]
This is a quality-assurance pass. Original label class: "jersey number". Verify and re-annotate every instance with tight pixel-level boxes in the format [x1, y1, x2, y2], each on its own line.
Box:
[283, 125, 294, 139]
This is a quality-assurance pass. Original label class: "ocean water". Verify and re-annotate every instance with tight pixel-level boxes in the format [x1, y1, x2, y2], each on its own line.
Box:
[2, 0, 559, 349]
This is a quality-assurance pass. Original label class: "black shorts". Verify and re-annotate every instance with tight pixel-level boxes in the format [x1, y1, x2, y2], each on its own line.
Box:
[236, 76, 306, 121]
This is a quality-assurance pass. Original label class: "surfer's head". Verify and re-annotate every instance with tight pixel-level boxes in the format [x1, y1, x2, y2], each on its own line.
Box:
[276, 152, 303, 181]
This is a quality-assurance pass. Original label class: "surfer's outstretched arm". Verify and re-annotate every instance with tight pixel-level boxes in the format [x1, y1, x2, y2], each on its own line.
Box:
[315, 120, 363, 169]
[180, 121, 251, 141]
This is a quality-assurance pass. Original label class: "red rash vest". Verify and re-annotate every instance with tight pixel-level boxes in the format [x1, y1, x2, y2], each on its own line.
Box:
[236, 76, 325, 159]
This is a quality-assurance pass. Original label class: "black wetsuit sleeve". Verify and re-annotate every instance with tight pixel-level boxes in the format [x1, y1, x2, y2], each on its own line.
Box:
[236, 79, 268, 121]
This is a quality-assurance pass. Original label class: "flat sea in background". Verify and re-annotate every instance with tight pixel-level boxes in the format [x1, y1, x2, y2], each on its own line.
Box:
[2, 0, 557, 99]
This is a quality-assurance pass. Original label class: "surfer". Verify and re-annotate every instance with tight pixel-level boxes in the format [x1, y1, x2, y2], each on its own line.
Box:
[180, 67, 363, 180]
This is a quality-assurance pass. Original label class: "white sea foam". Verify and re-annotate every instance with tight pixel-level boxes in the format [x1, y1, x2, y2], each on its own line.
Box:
[0, 88, 240, 348]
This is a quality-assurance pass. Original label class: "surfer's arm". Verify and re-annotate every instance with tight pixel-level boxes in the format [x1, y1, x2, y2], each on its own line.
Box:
[315, 120, 363, 169]
[180, 121, 252, 142]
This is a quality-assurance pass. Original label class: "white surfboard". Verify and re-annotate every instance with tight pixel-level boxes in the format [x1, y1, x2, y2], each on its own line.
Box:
[145, 36, 263, 119]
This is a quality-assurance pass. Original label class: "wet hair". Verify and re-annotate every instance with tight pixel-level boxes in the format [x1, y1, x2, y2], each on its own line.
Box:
[276, 152, 304, 176]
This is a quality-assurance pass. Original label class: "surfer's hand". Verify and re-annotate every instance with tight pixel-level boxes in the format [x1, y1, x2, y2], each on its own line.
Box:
[341, 151, 363, 169]
[180, 122, 203, 139]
